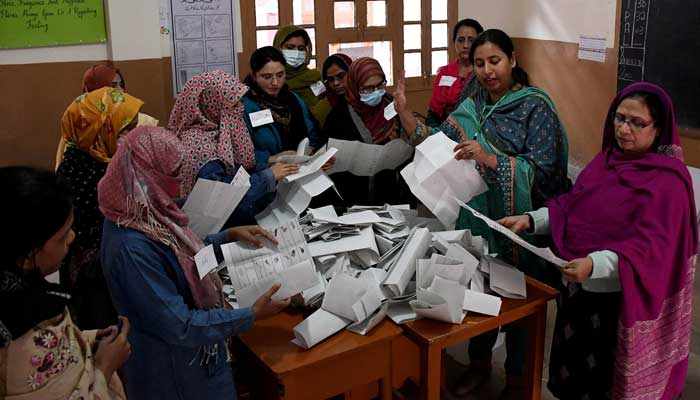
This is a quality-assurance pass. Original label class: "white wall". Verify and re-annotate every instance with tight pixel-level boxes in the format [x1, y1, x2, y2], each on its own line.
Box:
[458, 0, 618, 48]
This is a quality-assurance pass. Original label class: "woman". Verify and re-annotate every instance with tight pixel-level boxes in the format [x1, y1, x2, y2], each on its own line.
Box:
[98, 127, 290, 400]
[500, 83, 697, 400]
[273, 25, 323, 109]
[394, 29, 570, 397]
[0, 166, 130, 399]
[167, 70, 299, 226]
[242, 46, 322, 166]
[56, 65, 158, 169]
[321, 57, 414, 206]
[56, 87, 143, 330]
[311, 53, 353, 129]
[427, 18, 484, 127]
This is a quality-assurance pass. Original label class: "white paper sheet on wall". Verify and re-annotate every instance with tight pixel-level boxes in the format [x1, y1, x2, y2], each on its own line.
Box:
[578, 35, 607, 63]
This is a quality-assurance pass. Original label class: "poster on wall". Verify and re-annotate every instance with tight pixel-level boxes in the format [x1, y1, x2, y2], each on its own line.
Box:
[168, 0, 238, 96]
[0, 0, 106, 49]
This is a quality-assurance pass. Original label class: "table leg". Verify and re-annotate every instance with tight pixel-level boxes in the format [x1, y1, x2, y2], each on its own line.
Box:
[419, 344, 442, 400]
[524, 304, 546, 400]
[380, 375, 392, 400]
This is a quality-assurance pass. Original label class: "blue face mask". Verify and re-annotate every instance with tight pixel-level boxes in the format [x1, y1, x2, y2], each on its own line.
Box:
[281, 49, 306, 68]
[360, 89, 385, 107]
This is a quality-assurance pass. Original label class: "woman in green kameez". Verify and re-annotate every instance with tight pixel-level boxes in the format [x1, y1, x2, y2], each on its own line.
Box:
[395, 29, 570, 399]
[273, 25, 323, 110]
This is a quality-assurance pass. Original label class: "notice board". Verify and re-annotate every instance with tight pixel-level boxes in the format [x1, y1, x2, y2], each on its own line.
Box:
[0, 0, 106, 49]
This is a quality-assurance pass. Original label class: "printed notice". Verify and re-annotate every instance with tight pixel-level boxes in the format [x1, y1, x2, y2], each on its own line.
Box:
[169, 0, 238, 95]
[578, 36, 607, 63]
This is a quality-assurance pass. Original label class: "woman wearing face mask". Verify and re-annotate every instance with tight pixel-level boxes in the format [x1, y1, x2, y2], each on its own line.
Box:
[427, 18, 484, 127]
[0, 166, 131, 400]
[56, 65, 158, 170]
[311, 53, 352, 129]
[168, 70, 299, 226]
[321, 57, 414, 206]
[242, 46, 322, 166]
[56, 87, 143, 331]
[394, 29, 569, 398]
[273, 25, 323, 110]
[99, 127, 290, 400]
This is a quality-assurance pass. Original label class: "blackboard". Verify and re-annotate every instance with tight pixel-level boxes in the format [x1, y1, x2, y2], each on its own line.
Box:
[617, 0, 700, 129]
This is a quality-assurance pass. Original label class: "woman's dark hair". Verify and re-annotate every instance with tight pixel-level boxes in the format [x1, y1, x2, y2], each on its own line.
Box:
[250, 46, 287, 74]
[469, 29, 530, 86]
[0, 167, 73, 269]
[322, 54, 351, 80]
[452, 18, 484, 42]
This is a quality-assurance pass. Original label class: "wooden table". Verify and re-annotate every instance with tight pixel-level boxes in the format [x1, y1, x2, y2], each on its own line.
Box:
[401, 277, 559, 400]
[235, 309, 402, 400]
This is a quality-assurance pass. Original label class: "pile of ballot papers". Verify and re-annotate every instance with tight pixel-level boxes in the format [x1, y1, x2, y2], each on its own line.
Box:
[210, 204, 529, 350]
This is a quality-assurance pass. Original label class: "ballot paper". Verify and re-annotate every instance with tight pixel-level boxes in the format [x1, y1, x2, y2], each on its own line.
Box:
[182, 168, 251, 238]
[386, 300, 418, 324]
[470, 269, 486, 293]
[401, 132, 488, 229]
[256, 172, 334, 227]
[194, 244, 219, 279]
[292, 308, 352, 350]
[221, 219, 318, 308]
[276, 138, 312, 164]
[307, 206, 382, 225]
[327, 138, 414, 176]
[410, 277, 466, 324]
[445, 243, 479, 282]
[322, 273, 383, 322]
[315, 252, 351, 279]
[463, 289, 502, 316]
[487, 256, 527, 299]
[416, 254, 470, 289]
[301, 272, 327, 307]
[282, 147, 338, 183]
[456, 200, 568, 266]
[382, 227, 432, 297]
[308, 226, 380, 268]
[347, 303, 389, 335]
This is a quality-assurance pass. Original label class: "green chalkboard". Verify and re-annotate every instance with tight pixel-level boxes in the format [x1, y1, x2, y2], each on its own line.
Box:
[0, 0, 106, 49]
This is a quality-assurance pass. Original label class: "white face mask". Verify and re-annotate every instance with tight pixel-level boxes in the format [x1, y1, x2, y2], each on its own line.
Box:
[282, 49, 306, 68]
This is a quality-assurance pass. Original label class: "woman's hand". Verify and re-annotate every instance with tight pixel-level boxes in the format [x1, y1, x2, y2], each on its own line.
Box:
[321, 156, 336, 171]
[270, 162, 300, 180]
[559, 257, 594, 283]
[226, 225, 277, 247]
[453, 140, 497, 169]
[268, 150, 297, 163]
[94, 316, 131, 381]
[392, 72, 408, 114]
[497, 215, 532, 234]
[252, 283, 291, 321]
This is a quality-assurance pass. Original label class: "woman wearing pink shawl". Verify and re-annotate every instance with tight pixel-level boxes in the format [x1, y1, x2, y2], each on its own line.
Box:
[98, 127, 290, 399]
[500, 82, 697, 399]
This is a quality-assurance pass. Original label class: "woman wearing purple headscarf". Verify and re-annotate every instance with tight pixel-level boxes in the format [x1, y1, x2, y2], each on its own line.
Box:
[499, 82, 697, 399]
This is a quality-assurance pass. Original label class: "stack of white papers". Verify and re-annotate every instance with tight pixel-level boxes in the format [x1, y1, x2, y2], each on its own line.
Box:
[401, 132, 488, 229]
[382, 227, 432, 297]
[327, 138, 414, 176]
[410, 276, 466, 324]
[308, 226, 380, 268]
[221, 219, 318, 308]
[183, 168, 251, 239]
[256, 172, 335, 228]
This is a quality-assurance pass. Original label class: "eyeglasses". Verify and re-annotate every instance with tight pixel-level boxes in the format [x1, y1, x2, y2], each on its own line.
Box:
[359, 80, 387, 95]
[612, 113, 654, 132]
[324, 71, 347, 85]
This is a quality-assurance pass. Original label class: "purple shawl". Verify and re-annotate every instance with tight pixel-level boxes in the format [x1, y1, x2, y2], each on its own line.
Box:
[547, 82, 697, 400]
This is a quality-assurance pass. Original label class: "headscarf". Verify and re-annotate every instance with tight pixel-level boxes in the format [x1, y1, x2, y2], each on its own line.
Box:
[273, 25, 322, 107]
[547, 82, 697, 400]
[345, 57, 398, 143]
[167, 71, 254, 193]
[82, 64, 124, 93]
[321, 53, 353, 108]
[243, 74, 308, 152]
[61, 87, 143, 163]
[97, 127, 222, 310]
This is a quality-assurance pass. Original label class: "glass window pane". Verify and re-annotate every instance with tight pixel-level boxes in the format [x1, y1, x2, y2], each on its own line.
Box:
[367, 1, 386, 27]
[255, 0, 279, 26]
[403, 0, 421, 21]
[334, 1, 355, 28]
[293, 0, 315, 25]
[306, 27, 316, 56]
[256, 29, 277, 47]
[328, 41, 394, 84]
[404, 53, 422, 78]
[432, 0, 448, 20]
[432, 50, 448, 75]
[403, 24, 421, 50]
[431, 23, 448, 48]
